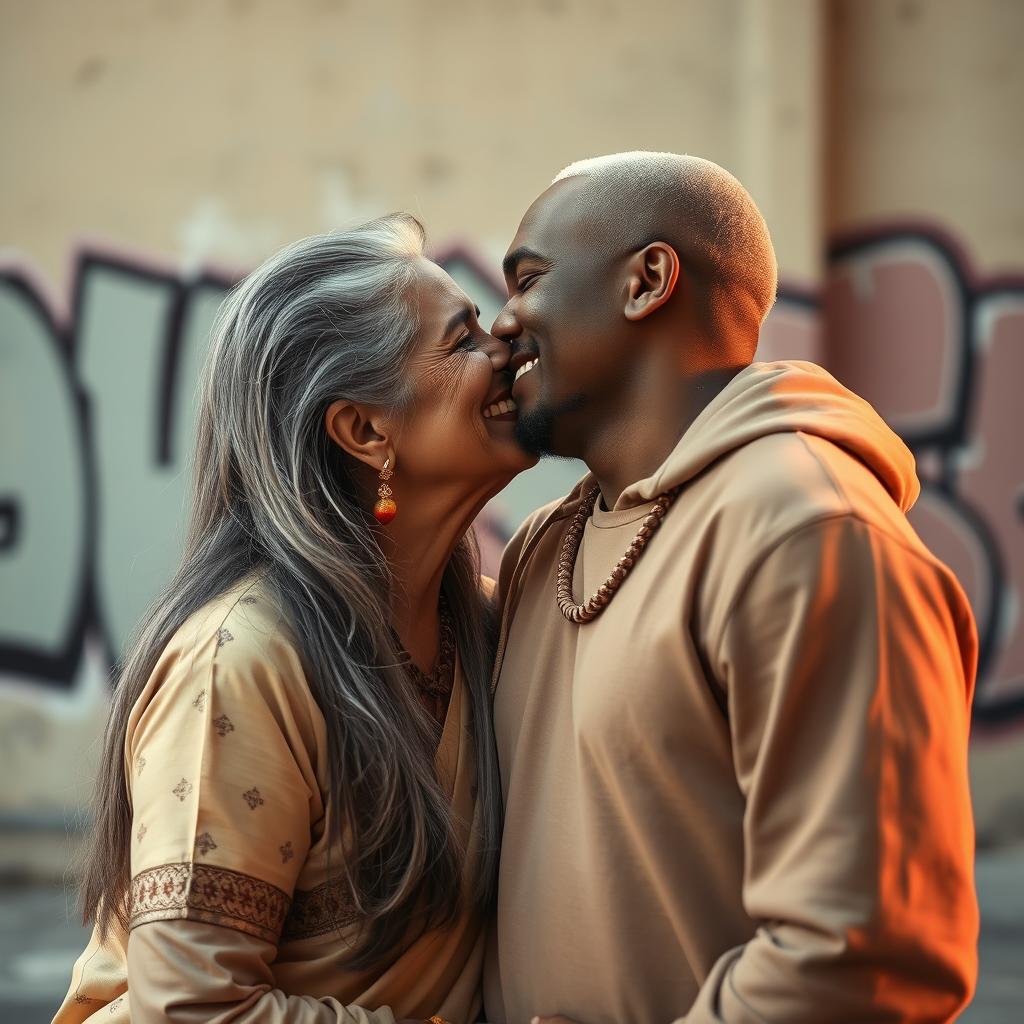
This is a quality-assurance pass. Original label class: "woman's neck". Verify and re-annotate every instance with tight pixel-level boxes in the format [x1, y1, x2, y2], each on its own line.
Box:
[377, 476, 503, 669]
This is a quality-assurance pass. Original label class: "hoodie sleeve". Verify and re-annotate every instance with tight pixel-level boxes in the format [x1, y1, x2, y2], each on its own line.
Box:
[682, 513, 978, 1024]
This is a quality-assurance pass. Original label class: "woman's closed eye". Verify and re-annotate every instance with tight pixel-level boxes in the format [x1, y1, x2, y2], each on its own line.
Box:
[452, 313, 486, 353]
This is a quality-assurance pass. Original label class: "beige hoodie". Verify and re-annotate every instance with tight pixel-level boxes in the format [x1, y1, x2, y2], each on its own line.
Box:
[484, 361, 978, 1024]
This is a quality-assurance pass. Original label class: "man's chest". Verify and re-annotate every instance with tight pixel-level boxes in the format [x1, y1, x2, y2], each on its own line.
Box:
[494, 531, 729, 793]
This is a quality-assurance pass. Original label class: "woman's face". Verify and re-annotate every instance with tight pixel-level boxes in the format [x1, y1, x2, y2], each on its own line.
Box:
[390, 258, 538, 494]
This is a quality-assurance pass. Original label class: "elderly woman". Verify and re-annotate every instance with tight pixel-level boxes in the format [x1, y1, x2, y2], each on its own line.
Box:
[54, 214, 535, 1023]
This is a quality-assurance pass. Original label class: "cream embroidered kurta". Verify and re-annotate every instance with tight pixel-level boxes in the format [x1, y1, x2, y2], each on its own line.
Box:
[54, 576, 485, 1024]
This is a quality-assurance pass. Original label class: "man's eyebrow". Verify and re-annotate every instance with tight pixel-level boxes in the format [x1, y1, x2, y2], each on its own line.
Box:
[441, 304, 481, 343]
[502, 246, 550, 279]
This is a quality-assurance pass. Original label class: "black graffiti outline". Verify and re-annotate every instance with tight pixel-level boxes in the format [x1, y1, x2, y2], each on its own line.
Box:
[0, 268, 95, 685]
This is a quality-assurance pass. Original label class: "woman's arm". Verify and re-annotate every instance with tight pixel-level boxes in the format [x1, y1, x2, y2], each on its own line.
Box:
[121, 606, 402, 1023]
[128, 919, 396, 1024]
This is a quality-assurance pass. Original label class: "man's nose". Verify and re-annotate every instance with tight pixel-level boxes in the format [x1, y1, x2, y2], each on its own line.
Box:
[491, 301, 521, 344]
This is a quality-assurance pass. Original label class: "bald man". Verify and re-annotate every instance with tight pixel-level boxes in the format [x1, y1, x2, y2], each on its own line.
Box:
[484, 153, 978, 1024]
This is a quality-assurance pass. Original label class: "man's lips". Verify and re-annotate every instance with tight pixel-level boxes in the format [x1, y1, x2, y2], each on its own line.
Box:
[508, 347, 538, 376]
[511, 356, 539, 398]
[514, 356, 539, 383]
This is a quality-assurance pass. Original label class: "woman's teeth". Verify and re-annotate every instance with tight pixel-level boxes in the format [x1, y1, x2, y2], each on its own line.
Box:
[483, 397, 518, 419]
[515, 358, 539, 382]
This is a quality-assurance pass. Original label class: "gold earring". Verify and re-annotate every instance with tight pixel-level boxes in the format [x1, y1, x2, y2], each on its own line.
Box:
[373, 457, 397, 525]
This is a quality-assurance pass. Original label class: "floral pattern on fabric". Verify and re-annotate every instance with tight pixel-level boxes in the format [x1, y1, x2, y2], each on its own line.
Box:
[242, 787, 264, 810]
[195, 832, 217, 856]
[213, 713, 235, 736]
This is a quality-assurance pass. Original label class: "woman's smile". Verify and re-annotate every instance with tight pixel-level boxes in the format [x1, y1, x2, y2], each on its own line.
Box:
[482, 392, 518, 423]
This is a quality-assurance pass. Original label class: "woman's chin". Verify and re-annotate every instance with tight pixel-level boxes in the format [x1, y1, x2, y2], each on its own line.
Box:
[514, 446, 541, 472]
[473, 444, 537, 497]
[494, 426, 541, 474]
[486, 459, 535, 494]
[478, 414, 536, 468]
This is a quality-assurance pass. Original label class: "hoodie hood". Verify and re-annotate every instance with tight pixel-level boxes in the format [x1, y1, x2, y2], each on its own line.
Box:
[614, 360, 920, 513]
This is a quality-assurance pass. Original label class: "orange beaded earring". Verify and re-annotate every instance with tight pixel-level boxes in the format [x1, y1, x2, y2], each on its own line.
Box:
[373, 457, 397, 525]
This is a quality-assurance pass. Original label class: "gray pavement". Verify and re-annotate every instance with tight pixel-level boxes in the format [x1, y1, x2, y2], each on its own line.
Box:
[1, 847, 1022, 1023]
[966, 845, 1024, 1022]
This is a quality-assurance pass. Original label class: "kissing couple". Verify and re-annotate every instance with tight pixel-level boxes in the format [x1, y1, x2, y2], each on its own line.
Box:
[57, 152, 978, 1024]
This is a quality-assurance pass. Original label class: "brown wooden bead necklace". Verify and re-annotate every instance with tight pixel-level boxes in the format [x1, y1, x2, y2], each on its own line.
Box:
[557, 484, 682, 624]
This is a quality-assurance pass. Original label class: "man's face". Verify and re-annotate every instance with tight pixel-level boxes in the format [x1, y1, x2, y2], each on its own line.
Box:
[492, 178, 627, 458]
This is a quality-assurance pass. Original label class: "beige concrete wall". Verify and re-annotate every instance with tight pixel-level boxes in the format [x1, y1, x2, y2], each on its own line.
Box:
[1, 0, 824, 286]
[827, 0, 1024, 271]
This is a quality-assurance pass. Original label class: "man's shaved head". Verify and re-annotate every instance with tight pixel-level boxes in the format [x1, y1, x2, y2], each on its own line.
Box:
[493, 150, 777, 463]
[552, 151, 777, 330]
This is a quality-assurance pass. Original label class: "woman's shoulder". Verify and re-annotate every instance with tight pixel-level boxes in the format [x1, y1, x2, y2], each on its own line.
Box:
[143, 574, 317, 729]
[171, 574, 296, 663]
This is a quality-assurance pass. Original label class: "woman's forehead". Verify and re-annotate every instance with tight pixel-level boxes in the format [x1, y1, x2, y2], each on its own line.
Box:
[411, 259, 474, 342]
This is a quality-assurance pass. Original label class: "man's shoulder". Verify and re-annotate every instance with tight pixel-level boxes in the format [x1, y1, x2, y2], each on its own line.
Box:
[510, 494, 570, 545]
[691, 431, 947, 610]
[714, 432, 850, 507]
[704, 430, 913, 539]
[497, 491, 579, 604]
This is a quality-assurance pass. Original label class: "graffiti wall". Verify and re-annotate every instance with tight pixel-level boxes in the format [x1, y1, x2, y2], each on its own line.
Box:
[1, 223, 1022, 853]
[826, 227, 1024, 726]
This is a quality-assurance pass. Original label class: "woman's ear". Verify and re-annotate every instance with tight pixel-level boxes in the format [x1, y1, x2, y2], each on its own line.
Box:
[623, 241, 681, 322]
[324, 400, 394, 470]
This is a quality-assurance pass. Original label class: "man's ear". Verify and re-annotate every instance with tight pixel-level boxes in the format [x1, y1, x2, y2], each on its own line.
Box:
[623, 241, 681, 322]
[324, 399, 394, 471]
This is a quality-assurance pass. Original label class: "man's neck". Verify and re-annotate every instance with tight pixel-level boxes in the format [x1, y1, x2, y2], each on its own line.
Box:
[580, 364, 742, 510]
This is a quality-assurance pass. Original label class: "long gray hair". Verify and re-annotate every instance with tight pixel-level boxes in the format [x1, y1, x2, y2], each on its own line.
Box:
[79, 214, 502, 967]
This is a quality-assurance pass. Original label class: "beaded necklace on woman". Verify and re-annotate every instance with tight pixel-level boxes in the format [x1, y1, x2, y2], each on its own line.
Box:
[392, 598, 457, 737]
